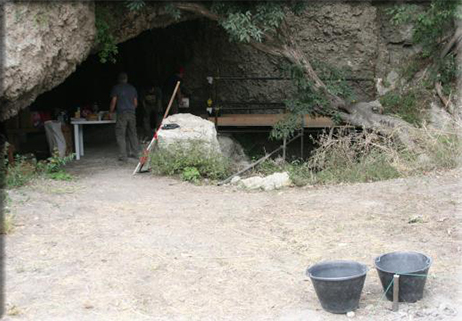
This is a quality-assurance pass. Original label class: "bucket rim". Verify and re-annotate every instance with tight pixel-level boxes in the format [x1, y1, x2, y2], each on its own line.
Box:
[374, 251, 432, 275]
[306, 260, 369, 282]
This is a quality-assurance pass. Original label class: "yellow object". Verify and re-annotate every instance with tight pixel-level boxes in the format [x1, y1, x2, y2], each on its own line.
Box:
[207, 98, 213, 107]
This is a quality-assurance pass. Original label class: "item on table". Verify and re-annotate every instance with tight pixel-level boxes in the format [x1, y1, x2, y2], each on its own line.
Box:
[86, 114, 98, 121]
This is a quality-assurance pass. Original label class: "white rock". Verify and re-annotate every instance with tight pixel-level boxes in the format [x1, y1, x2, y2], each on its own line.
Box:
[239, 172, 291, 191]
[376, 70, 399, 96]
[261, 172, 291, 191]
[346, 311, 355, 318]
[239, 176, 264, 190]
[230, 176, 241, 185]
[157, 113, 220, 153]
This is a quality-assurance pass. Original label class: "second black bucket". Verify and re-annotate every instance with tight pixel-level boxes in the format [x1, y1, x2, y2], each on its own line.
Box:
[307, 260, 368, 314]
[375, 251, 432, 303]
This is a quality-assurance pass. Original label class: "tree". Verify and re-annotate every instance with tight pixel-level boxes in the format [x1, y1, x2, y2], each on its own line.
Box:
[122, 0, 461, 147]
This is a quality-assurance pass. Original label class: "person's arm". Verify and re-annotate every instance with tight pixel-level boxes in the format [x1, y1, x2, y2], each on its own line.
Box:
[109, 97, 117, 114]
[134, 97, 138, 108]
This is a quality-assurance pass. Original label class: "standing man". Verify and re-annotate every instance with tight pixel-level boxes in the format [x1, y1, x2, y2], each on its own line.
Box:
[109, 72, 140, 162]
[164, 66, 185, 115]
[141, 85, 162, 141]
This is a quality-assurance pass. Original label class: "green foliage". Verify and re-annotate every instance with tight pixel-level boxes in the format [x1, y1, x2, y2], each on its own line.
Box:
[95, 6, 118, 64]
[387, 0, 461, 58]
[379, 89, 427, 126]
[47, 171, 74, 181]
[312, 60, 356, 103]
[165, 3, 181, 21]
[388, 0, 461, 106]
[150, 140, 231, 181]
[5, 155, 37, 188]
[181, 167, 201, 183]
[270, 61, 354, 140]
[125, 0, 145, 12]
[5, 151, 74, 188]
[270, 113, 302, 141]
[37, 150, 74, 174]
[211, 2, 286, 43]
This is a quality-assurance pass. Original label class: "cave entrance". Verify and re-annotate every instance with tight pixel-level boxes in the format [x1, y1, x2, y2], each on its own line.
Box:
[4, 18, 221, 160]
[4, 17, 329, 164]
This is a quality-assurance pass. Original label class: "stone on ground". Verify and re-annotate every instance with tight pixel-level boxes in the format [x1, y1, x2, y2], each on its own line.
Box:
[230, 176, 241, 185]
[239, 172, 291, 191]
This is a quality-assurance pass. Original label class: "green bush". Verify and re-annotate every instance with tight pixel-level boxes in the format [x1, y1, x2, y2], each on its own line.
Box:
[5, 155, 38, 188]
[5, 150, 74, 188]
[150, 140, 231, 181]
[181, 167, 201, 184]
[379, 89, 428, 126]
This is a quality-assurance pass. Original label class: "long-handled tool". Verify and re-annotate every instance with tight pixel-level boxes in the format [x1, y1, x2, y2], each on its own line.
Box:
[133, 81, 181, 175]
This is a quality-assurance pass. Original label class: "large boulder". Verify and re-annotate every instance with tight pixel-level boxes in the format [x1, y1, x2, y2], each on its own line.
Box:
[157, 113, 221, 153]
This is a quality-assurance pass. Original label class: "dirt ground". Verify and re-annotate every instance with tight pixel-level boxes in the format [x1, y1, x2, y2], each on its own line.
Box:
[3, 144, 462, 321]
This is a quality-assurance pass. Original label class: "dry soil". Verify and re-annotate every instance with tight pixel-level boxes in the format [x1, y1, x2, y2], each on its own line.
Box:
[3, 145, 462, 321]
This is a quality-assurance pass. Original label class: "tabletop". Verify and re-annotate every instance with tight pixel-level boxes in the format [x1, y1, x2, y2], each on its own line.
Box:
[71, 118, 116, 125]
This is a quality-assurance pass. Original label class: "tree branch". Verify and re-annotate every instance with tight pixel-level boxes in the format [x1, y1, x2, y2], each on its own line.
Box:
[435, 82, 454, 114]
[440, 30, 462, 59]
[174, 2, 220, 21]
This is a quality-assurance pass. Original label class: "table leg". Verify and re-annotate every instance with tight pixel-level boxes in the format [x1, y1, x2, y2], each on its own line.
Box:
[73, 124, 80, 160]
[79, 124, 84, 156]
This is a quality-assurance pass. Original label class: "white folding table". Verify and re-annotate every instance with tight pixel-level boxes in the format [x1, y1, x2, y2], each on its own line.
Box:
[71, 118, 116, 160]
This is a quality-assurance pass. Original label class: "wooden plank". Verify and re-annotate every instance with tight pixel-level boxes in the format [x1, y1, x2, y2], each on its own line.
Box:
[207, 114, 333, 128]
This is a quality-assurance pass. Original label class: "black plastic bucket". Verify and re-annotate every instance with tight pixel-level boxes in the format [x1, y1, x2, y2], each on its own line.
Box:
[375, 251, 432, 303]
[307, 260, 368, 314]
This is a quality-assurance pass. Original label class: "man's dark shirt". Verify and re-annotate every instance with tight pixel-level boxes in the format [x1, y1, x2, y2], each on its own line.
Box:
[110, 83, 138, 114]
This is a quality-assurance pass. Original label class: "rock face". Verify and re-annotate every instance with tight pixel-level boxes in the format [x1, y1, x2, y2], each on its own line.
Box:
[1, 2, 96, 121]
[184, 2, 422, 106]
[157, 113, 220, 153]
[1, 2, 425, 121]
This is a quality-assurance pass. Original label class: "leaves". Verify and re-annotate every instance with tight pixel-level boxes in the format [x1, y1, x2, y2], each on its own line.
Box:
[95, 7, 118, 64]
[165, 3, 181, 21]
[388, 0, 461, 58]
[212, 2, 286, 43]
[125, 0, 145, 12]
